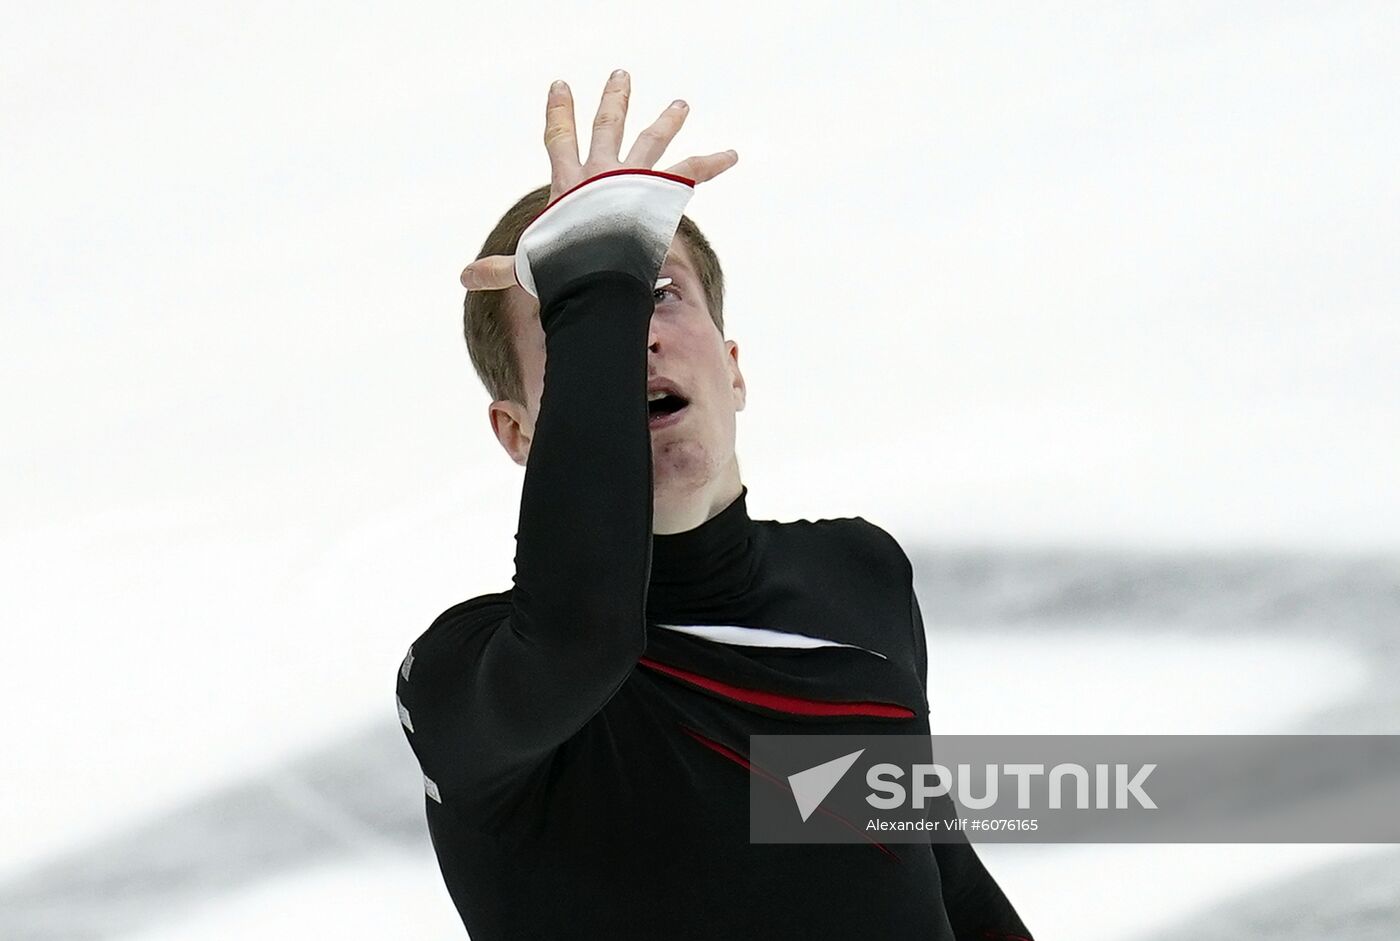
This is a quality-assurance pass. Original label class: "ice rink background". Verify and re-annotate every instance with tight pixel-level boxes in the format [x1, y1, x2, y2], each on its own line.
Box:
[3, 1, 1398, 938]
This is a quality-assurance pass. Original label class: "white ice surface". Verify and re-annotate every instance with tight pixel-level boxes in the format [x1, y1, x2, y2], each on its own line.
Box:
[4, 1, 1398, 937]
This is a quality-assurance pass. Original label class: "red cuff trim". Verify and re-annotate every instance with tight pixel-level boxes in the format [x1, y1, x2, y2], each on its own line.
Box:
[539, 167, 697, 216]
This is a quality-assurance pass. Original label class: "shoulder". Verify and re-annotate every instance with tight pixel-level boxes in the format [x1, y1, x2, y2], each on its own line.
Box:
[398, 590, 513, 688]
[757, 512, 914, 588]
[844, 517, 914, 576]
[760, 511, 911, 569]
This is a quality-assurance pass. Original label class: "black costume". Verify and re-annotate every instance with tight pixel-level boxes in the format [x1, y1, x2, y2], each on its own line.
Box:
[396, 169, 1031, 939]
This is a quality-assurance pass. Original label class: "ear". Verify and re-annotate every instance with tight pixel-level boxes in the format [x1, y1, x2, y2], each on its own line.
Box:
[488, 399, 533, 467]
[725, 340, 747, 413]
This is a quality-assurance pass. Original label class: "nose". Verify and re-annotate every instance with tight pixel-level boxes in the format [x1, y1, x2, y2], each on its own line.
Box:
[648, 313, 662, 352]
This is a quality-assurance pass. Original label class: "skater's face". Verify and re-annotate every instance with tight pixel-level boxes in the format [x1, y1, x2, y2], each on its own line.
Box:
[490, 237, 747, 487]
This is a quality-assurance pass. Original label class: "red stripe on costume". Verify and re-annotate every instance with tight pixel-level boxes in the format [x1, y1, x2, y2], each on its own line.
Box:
[638, 656, 915, 718]
[677, 724, 899, 861]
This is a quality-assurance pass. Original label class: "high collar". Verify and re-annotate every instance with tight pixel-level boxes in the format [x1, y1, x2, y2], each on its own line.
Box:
[648, 485, 758, 610]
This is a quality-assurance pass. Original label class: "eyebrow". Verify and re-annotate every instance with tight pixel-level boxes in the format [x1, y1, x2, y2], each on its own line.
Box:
[662, 253, 694, 278]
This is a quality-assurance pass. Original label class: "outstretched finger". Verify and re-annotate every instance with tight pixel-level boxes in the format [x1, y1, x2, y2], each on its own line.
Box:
[461, 254, 518, 291]
[543, 81, 579, 195]
[623, 99, 689, 168]
[587, 69, 631, 165]
[662, 149, 739, 184]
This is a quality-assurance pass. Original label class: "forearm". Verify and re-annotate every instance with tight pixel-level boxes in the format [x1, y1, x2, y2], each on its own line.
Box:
[510, 268, 655, 655]
[509, 169, 694, 655]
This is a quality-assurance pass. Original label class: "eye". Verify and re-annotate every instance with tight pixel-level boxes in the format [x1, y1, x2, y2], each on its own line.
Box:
[652, 276, 680, 305]
[652, 275, 680, 305]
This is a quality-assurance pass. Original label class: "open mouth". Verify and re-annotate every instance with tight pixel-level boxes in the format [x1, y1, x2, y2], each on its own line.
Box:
[647, 392, 690, 427]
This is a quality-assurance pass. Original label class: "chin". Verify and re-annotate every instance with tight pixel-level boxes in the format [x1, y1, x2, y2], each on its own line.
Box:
[651, 456, 714, 498]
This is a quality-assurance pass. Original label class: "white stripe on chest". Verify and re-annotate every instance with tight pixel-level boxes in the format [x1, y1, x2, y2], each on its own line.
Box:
[653, 622, 888, 660]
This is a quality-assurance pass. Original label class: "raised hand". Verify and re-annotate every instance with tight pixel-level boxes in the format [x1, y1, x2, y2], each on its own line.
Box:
[461, 70, 738, 291]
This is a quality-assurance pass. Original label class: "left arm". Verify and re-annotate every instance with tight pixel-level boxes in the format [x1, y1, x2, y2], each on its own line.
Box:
[888, 528, 1034, 941]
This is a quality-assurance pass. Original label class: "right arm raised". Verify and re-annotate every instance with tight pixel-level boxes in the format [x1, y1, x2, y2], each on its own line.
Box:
[397, 72, 737, 823]
[397, 169, 694, 822]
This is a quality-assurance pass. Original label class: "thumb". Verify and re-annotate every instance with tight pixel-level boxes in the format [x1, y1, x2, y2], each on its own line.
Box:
[460, 254, 518, 291]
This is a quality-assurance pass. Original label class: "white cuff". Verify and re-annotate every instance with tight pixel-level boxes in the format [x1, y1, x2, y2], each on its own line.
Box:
[514, 169, 696, 300]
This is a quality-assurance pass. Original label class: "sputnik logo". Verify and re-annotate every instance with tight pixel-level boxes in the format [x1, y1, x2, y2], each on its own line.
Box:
[787, 749, 865, 822]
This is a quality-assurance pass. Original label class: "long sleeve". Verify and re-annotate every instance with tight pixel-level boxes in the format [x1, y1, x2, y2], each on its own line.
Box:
[912, 588, 1035, 939]
[396, 170, 695, 824]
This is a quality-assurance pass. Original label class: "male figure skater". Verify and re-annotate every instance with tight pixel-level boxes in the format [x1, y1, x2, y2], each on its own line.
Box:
[395, 70, 1032, 940]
